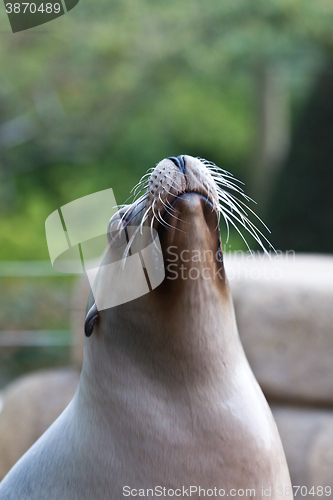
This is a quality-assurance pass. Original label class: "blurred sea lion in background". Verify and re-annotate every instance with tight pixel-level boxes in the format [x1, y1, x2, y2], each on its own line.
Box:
[0, 155, 292, 499]
[0, 369, 79, 479]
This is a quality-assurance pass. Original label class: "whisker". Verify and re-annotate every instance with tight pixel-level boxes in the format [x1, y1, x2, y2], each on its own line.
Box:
[219, 205, 275, 255]
[139, 205, 152, 233]
[158, 194, 187, 226]
[223, 192, 270, 233]
[132, 183, 149, 200]
[164, 197, 180, 215]
[150, 213, 161, 252]
[118, 156, 274, 256]
[220, 211, 254, 255]
[122, 182, 149, 205]
[157, 207, 186, 233]
[212, 177, 247, 197]
[130, 172, 153, 193]
[219, 209, 230, 244]
[205, 167, 245, 185]
[124, 204, 147, 226]
[161, 186, 179, 203]
[216, 191, 275, 251]
[121, 204, 136, 223]
[158, 194, 175, 218]
[121, 225, 142, 267]
[157, 208, 180, 231]
[163, 174, 184, 192]
[198, 158, 275, 254]
[152, 200, 167, 228]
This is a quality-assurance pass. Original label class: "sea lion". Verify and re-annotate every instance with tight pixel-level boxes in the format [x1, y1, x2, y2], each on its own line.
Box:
[0, 155, 292, 499]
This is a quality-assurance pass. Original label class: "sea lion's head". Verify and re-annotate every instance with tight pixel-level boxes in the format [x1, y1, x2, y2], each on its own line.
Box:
[84, 156, 221, 335]
[83, 155, 271, 377]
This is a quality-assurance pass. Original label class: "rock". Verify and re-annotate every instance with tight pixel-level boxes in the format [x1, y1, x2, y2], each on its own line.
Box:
[272, 406, 333, 499]
[308, 416, 333, 492]
[0, 368, 79, 480]
[225, 254, 333, 404]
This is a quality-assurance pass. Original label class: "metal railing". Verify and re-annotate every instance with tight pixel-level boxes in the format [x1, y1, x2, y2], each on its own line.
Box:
[0, 261, 74, 347]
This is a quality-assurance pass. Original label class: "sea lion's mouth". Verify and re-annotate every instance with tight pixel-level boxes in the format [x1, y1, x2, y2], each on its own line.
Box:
[163, 191, 218, 233]
[171, 191, 217, 219]
[159, 190, 222, 264]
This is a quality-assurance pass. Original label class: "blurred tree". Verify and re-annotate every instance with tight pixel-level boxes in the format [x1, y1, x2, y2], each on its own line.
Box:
[1, 0, 333, 258]
[267, 64, 333, 253]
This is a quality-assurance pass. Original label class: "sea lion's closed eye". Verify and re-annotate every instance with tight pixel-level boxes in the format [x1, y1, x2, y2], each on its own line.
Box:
[84, 302, 98, 337]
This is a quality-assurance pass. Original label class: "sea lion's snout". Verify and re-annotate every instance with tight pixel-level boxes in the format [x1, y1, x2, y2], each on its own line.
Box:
[145, 154, 220, 231]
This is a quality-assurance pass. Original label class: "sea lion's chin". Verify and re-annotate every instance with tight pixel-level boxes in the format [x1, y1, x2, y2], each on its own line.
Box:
[164, 191, 219, 237]
[157, 192, 225, 290]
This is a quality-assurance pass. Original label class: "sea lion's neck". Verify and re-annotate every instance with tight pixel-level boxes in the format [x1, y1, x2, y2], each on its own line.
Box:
[79, 278, 241, 405]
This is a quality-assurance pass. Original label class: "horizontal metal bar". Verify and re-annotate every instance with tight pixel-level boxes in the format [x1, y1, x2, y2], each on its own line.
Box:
[0, 261, 77, 277]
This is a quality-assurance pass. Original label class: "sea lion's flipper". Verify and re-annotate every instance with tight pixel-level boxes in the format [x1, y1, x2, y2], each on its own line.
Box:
[84, 302, 98, 337]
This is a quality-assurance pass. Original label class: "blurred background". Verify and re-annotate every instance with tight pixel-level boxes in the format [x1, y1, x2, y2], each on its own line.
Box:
[0, 0, 333, 494]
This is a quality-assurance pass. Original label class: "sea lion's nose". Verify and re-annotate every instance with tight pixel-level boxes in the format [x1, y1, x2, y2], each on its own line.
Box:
[167, 155, 186, 173]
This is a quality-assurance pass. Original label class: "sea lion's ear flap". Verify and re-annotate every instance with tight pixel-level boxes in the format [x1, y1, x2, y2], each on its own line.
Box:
[84, 302, 99, 337]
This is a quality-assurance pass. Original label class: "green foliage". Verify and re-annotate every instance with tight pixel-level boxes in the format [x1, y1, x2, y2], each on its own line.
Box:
[1, 0, 333, 258]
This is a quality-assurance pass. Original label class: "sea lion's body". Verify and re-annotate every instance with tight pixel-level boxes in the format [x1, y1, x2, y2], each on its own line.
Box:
[0, 156, 292, 499]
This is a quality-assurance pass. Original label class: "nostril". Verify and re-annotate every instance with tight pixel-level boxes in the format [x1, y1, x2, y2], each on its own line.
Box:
[167, 155, 186, 173]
